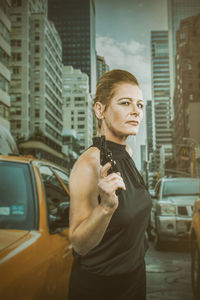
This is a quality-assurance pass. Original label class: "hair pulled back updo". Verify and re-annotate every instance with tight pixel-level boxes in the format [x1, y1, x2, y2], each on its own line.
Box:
[93, 69, 140, 130]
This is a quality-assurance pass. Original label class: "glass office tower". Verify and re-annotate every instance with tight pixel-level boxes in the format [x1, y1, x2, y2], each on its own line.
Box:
[48, 0, 96, 94]
[151, 31, 173, 170]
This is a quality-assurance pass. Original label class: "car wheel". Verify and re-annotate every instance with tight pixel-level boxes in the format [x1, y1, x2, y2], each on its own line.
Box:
[153, 224, 162, 250]
[191, 240, 200, 299]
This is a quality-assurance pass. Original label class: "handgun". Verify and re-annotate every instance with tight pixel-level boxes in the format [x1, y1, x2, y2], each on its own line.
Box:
[99, 136, 121, 196]
[99, 135, 118, 174]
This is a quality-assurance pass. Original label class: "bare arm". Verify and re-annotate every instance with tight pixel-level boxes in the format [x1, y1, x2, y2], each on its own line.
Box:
[69, 148, 125, 256]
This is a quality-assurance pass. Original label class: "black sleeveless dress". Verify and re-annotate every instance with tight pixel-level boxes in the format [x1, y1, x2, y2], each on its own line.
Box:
[69, 139, 152, 300]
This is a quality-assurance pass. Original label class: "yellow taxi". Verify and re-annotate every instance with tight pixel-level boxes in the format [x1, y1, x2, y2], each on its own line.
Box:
[0, 154, 73, 299]
[190, 197, 200, 299]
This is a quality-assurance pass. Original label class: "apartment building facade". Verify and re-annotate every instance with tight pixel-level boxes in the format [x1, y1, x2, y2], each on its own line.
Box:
[151, 31, 173, 171]
[0, 0, 11, 130]
[62, 66, 93, 152]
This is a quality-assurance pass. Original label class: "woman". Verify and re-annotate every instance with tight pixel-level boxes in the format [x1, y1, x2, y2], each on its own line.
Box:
[68, 69, 152, 300]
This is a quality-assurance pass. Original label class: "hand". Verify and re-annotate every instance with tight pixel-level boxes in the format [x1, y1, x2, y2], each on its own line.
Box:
[98, 162, 126, 213]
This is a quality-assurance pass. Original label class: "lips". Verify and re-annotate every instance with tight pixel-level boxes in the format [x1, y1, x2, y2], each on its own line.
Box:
[126, 121, 139, 126]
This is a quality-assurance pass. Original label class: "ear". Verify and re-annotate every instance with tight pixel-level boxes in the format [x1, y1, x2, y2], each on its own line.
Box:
[93, 102, 105, 120]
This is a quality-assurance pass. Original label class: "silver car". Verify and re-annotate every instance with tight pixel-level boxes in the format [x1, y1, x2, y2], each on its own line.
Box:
[151, 177, 200, 249]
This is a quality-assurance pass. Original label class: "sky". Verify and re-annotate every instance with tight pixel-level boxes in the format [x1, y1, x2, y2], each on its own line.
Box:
[94, 0, 168, 168]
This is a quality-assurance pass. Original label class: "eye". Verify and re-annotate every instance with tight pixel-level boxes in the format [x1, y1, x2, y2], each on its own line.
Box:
[120, 99, 131, 105]
[137, 102, 144, 109]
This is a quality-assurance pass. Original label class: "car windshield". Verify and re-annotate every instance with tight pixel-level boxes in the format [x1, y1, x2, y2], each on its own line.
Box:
[0, 161, 35, 230]
[163, 179, 200, 197]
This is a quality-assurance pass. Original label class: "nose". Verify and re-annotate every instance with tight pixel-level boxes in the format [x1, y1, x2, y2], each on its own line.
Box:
[130, 102, 140, 116]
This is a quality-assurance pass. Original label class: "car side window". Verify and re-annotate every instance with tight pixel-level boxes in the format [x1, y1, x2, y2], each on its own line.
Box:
[39, 165, 70, 230]
[53, 168, 69, 191]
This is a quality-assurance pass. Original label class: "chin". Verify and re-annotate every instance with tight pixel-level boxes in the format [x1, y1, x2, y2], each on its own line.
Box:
[129, 129, 139, 136]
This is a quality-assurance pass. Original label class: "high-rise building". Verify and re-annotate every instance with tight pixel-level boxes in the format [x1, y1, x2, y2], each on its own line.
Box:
[0, 0, 11, 130]
[151, 31, 173, 171]
[9, 0, 65, 166]
[146, 100, 153, 160]
[174, 13, 200, 175]
[168, 0, 200, 106]
[48, 0, 96, 94]
[9, 0, 47, 140]
[96, 55, 109, 81]
[29, 12, 63, 148]
[62, 66, 93, 152]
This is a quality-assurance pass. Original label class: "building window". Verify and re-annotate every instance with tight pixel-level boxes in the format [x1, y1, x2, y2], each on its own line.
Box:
[78, 125, 85, 129]
[16, 108, 21, 115]
[35, 33, 40, 41]
[12, 52, 21, 62]
[11, 40, 21, 47]
[12, 66, 21, 74]
[10, 94, 21, 102]
[0, 102, 9, 119]
[11, 120, 21, 129]
[35, 45, 40, 53]
[34, 21, 40, 28]
[11, 0, 22, 7]
[34, 83, 40, 92]
[35, 60, 40, 66]
[16, 120, 21, 128]
[35, 109, 40, 118]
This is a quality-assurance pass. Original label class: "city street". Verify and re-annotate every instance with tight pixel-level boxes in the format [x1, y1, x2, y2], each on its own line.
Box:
[146, 240, 194, 300]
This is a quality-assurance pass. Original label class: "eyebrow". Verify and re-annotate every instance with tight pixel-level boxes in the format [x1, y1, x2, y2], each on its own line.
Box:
[117, 97, 144, 103]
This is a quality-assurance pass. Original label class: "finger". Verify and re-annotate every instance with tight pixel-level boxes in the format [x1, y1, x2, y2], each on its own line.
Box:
[99, 178, 126, 193]
[105, 172, 123, 182]
[100, 162, 112, 178]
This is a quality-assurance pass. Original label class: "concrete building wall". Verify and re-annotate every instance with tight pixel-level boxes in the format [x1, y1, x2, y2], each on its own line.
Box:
[30, 13, 63, 146]
[9, 0, 63, 150]
[174, 13, 200, 174]
[151, 31, 173, 172]
[62, 66, 93, 152]
[0, 0, 11, 130]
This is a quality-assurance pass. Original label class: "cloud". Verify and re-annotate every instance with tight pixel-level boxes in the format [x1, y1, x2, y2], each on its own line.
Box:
[96, 35, 151, 100]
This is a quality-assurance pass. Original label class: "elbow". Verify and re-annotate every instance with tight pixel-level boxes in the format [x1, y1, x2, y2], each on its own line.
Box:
[69, 229, 89, 256]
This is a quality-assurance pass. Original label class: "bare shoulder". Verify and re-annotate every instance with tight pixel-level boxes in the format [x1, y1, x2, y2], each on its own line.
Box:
[69, 147, 101, 214]
[69, 147, 100, 188]
[70, 147, 100, 176]
[126, 144, 133, 157]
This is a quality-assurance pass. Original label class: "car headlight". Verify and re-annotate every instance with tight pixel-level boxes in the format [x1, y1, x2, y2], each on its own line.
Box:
[159, 204, 176, 216]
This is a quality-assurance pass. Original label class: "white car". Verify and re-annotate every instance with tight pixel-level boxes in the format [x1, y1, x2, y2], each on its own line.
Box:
[151, 177, 200, 249]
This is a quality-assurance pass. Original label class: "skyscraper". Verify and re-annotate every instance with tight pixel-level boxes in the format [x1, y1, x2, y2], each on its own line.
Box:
[174, 13, 200, 175]
[48, 0, 96, 94]
[168, 0, 200, 103]
[62, 66, 93, 152]
[151, 31, 173, 171]
[146, 100, 153, 161]
[96, 55, 109, 81]
[0, 0, 11, 130]
[9, 0, 65, 166]
[9, 0, 47, 140]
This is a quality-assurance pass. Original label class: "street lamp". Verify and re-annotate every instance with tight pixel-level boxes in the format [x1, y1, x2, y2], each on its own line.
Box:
[182, 137, 200, 177]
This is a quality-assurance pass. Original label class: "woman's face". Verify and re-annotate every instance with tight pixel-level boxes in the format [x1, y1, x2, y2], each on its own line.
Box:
[101, 83, 144, 142]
